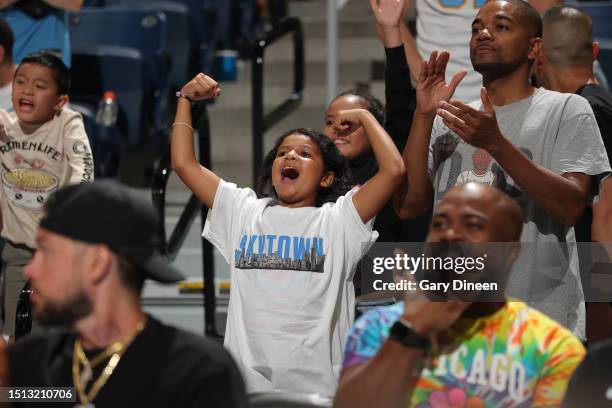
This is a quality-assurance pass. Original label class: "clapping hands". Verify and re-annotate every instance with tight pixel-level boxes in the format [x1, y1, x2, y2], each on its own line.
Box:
[436, 87, 505, 151]
[415, 51, 467, 116]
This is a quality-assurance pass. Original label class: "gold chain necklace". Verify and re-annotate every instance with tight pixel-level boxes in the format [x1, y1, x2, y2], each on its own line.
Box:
[72, 320, 145, 407]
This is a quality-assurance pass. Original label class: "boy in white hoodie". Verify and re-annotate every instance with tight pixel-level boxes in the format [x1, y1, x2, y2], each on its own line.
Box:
[0, 51, 93, 337]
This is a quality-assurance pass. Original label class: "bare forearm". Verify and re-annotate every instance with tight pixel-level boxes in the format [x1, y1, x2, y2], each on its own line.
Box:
[352, 110, 406, 223]
[171, 98, 197, 172]
[171, 98, 220, 208]
[335, 341, 422, 408]
[43, 0, 82, 12]
[394, 112, 434, 220]
[381, 25, 402, 48]
[361, 111, 405, 179]
[490, 138, 587, 226]
[592, 202, 612, 242]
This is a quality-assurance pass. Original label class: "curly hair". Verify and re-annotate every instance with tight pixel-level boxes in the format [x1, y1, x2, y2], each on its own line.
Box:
[255, 128, 353, 207]
[335, 89, 385, 126]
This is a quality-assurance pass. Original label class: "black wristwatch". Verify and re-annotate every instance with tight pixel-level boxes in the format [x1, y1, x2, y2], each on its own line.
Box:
[389, 318, 431, 351]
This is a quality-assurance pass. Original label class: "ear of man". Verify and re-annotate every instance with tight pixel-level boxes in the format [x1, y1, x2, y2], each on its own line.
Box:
[88, 244, 114, 285]
[528, 37, 542, 61]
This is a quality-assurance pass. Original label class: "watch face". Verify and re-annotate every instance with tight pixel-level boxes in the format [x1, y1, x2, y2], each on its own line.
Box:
[391, 320, 431, 350]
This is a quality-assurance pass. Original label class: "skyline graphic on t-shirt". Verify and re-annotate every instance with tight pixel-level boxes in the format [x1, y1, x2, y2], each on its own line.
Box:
[234, 233, 326, 272]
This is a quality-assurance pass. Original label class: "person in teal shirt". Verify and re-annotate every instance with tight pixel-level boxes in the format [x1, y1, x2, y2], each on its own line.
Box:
[0, 0, 83, 68]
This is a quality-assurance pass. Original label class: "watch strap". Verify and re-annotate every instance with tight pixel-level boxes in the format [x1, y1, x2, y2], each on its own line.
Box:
[390, 317, 431, 351]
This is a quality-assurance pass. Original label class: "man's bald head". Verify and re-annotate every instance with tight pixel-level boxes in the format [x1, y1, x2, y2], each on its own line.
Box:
[442, 183, 523, 242]
[542, 6, 593, 69]
[484, 0, 543, 39]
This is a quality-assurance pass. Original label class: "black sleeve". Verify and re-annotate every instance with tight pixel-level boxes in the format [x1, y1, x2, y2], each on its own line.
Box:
[383, 44, 416, 153]
[192, 351, 249, 408]
[591, 105, 612, 163]
[561, 351, 603, 408]
[167, 345, 249, 408]
[10, 331, 71, 387]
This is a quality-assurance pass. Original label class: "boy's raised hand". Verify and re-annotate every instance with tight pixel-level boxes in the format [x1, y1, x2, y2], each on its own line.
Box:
[416, 51, 466, 116]
[370, 0, 406, 28]
[181, 73, 221, 101]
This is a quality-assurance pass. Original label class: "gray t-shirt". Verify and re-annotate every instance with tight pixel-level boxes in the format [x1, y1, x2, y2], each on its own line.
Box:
[428, 87, 611, 337]
[416, 0, 483, 102]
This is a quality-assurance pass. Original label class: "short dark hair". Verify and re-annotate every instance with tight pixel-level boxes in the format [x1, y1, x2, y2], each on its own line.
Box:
[256, 128, 353, 207]
[116, 253, 146, 295]
[334, 89, 385, 126]
[542, 6, 593, 68]
[16, 51, 71, 95]
[487, 0, 542, 38]
[0, 17, 13, 61]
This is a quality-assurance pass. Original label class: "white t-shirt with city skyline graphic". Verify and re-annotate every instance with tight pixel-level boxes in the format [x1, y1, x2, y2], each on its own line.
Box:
[203, 180, 378, 397]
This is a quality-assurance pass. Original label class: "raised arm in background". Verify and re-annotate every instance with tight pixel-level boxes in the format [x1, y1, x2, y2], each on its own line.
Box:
[393, 52, 465, 220]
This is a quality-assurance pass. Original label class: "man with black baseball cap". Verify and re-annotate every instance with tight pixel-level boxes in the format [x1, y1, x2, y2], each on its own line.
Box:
[8, 180, 248, 407]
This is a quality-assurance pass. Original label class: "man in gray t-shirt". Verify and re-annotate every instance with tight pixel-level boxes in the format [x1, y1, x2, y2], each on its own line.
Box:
[395, 0, 610, 337]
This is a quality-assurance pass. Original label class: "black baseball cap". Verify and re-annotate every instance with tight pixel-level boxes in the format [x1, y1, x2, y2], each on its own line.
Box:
[39, 180, 185, 283]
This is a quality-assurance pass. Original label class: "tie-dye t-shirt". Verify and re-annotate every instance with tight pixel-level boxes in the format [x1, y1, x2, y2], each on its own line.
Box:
[343, 301, 585, 407]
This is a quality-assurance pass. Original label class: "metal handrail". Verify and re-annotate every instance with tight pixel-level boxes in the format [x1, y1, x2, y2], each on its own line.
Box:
[151, 101, 219, 338]
[251, 17, 305, 185]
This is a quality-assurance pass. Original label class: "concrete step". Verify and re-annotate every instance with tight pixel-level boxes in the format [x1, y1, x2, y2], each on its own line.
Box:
[263, 36, 383, 63]
[236, 59, 376, 87]
[213, 80, 372, 109]
[301, 19, 379, 39]
[141, 200, 232, 336]
[289, 0, 373, 20]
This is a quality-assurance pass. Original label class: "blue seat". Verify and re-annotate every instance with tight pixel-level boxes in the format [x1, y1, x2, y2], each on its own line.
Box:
[100, 0, 206, 72]
[70, 8, 167, 91]
[576, 2, 612, 39]
[70, 101, 121, 178]
[70, 7, 169, 153]
[70, 44, 150, 149]
[101, 2, 193, 90]
[69, 101, 96, 145]
[153, 0, 208, 63]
